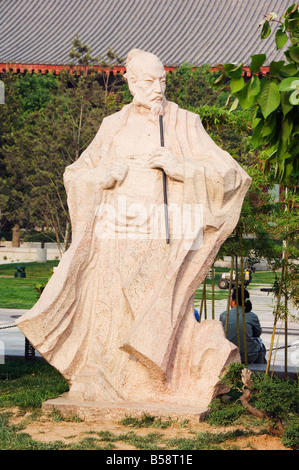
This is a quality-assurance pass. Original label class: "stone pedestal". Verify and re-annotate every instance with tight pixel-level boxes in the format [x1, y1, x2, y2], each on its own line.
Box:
[42, 395, 210, 424]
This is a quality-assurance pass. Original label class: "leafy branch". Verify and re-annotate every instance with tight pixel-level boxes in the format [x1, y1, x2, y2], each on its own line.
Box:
[213, 3, 299, 184]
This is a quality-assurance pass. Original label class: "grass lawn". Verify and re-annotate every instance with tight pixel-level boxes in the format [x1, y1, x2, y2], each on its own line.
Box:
[248, 270, 277, 285]
[0, 360, 69, 408]
[0, 261, 59, 309]
[204, 267, 277, 286]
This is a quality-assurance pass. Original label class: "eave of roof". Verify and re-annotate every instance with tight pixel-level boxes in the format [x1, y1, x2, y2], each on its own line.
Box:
[0, 62, 271, 79]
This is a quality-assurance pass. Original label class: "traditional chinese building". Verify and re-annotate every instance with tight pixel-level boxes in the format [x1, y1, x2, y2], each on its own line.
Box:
[0, 0, 292, 77]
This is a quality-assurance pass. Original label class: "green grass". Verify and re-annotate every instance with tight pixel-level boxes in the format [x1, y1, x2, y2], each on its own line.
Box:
[0, 260, 59, 277]
[120, 414, 176, 429]
[83, 427, 261, 450]
[194, 289, 228, 301]
[0, 411, 66, 450]
[0, 360, 69, 408]
[249, 270, 277, 285]
[205, 267, 277, 286]
[0, 407, 262, 450]
[0, 261, 59, 308]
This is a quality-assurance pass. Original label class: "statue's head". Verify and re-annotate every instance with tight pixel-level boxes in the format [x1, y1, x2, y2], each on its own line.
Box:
[124, 49, 166, 114]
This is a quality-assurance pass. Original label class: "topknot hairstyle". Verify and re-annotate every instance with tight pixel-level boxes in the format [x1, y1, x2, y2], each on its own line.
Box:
[124, 49, 164, 80]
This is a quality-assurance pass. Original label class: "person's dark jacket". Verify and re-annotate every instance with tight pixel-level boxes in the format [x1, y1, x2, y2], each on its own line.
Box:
[219, 307, 264, 363]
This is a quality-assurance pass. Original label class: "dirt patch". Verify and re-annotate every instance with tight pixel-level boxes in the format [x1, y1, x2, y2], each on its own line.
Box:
[6, 408, 290, 450]
[227, 433, 289, 450]
[19, 414, 204, 444]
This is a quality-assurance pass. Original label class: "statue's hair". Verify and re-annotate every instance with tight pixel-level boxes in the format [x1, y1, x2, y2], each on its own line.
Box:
[124, 49, 163, 79]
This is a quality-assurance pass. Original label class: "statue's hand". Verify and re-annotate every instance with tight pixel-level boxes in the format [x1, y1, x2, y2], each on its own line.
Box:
[103, 162, 129, 189]
[148, 148, 184, 181]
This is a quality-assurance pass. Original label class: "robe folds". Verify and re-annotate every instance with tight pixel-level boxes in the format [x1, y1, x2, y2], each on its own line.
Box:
[16, 101, 251, 404]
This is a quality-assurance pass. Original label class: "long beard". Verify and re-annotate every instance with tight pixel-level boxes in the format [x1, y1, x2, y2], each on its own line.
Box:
[149, 101, 164, 119]
[148, 98, 166, 124]
[132, 96, 166, 125]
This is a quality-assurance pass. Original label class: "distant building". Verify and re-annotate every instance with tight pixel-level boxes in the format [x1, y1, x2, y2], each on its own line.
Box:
[0, 0, 292, 76]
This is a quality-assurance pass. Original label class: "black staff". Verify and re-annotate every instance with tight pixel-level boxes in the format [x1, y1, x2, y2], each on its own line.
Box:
[159, 115, 170, 244]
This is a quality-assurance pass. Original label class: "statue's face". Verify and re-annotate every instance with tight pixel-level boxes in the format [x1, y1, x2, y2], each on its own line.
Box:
[128, 59, 166, 111]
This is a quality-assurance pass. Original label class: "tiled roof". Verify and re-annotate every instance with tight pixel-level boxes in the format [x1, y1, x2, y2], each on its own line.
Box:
[0, 0, 293, 67]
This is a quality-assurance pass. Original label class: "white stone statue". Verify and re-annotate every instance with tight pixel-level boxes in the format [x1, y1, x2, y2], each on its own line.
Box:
[16, 49, 251, 413]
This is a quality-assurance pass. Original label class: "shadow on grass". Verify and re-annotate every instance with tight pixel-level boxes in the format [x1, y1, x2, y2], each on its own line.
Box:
[0, 359, 69, 408]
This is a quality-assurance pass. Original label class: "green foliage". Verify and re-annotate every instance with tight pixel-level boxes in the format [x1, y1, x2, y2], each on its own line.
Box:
[218, 362, 246, 391]
[0, 411, 66, 450]
[1, 360, 293, 450]
[1, 69, 108, 250]
[213, 362, 299, 436]
[0, 278, 45, 309]
[166, 63, 228, 108]
[16, 73, 58, 114]
[1, 33, 297, 316]
[121, 414, 174, 429]
[207, 398, 245, 426]
[213, 4, 299, 183]
[166, 429, 252, 450]
[218, 162, 280, 264]
[251, 373, 299, 421]
[49, 407, 82, 423]
[282, 416, 299, 449]
[69, 33, 97, 67]
[35, 268, 53, 298]
[0, 35, 125, 250]
[213, 4, 299, 320]
[121, 414, 157, 428]
[0, 261, 59, 309]
[0, 36, 254, 246]
[166, 66, 255, 167]
[188, 104, 254, 166]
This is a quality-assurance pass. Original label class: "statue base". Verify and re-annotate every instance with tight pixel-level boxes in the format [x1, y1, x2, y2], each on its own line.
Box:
[42, 394, 210, 424]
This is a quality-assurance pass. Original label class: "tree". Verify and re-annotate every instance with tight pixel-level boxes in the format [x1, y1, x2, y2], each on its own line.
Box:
[69, 35, 125, 103]
[1, 38, 116, 254]
[166, 63, 229, 108]
[165, 63, 255, 165]
[213, 3, 299, 373]
[0, 71, 29, 245]
[213, 3, 299, 183]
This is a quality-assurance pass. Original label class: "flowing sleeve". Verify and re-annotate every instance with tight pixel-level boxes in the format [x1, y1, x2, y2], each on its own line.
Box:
[63, 106, 131, 239]
[63, 117, 113, 239]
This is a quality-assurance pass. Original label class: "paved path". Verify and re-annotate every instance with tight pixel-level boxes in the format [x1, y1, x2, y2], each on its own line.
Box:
[1, 283, 298, 369]
[0, 308, 39, 358]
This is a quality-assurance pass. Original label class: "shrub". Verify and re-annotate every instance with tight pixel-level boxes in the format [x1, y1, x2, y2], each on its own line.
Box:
[209, 362, 299, 441]
[251, 373, 299, 422]
[282, 417, 299, 450]
[207, 397, 245, 426]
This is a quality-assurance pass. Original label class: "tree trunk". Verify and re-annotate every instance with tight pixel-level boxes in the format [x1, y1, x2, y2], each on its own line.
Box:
[12, 224, 20, 247]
